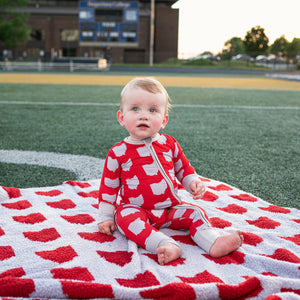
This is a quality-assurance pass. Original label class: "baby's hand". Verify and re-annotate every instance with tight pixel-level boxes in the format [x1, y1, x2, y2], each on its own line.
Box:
[190, 180, 206, 200]
[98, 220, 115, 235]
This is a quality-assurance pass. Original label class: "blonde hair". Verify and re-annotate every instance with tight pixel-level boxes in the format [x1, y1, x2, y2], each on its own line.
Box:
[120, 77, 171, 114]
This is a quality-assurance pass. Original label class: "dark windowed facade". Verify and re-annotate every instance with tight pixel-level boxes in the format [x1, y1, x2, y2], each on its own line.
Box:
[2, 0, 178, 64]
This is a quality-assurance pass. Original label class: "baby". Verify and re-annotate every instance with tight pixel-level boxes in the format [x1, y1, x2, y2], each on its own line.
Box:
[98, 77, 243, 265]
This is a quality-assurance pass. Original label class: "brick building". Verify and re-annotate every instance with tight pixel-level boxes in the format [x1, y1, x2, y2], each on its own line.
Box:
[4, 0, 179, 64]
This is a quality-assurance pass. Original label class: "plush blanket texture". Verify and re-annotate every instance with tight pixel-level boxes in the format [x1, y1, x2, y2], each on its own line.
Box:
[0, 177, 299, 299]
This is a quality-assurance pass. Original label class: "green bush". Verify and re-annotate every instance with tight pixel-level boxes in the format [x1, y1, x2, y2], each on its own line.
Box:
[184, 58, 214, 66]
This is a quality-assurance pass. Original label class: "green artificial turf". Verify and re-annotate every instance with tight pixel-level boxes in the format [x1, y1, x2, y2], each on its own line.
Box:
[0, 163, 77, 188]
[0, 82, 299, 209]
[1, 83, 300, 107]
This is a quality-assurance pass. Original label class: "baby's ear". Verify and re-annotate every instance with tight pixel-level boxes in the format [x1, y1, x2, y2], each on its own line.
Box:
[117, 110, 125, 127]
[161, 114, 169, 129]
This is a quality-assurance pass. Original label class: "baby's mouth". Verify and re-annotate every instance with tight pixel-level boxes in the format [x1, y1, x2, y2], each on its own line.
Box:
[137, 124, 149, 128]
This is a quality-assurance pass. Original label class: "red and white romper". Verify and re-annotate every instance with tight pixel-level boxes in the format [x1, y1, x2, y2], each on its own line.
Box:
[98, 134, 220, 254]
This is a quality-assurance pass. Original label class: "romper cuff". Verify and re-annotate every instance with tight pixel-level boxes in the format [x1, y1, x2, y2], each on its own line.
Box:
[182, 174, 199, 193]
[98, 202, 115, 224]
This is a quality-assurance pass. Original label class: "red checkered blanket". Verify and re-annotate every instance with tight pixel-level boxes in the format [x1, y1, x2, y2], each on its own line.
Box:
[0, 178, 299, 299]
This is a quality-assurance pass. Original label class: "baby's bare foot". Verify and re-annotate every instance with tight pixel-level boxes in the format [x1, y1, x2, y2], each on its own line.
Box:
[209, 230, 243, 258]
[157, 242, 182, 265]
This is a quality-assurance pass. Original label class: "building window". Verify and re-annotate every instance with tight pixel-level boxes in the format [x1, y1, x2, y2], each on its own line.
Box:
[60, 29, 79, 42]
[62, 48, 77, 57]
[27, 48, 42, 58]
[31, 29, 45, 41]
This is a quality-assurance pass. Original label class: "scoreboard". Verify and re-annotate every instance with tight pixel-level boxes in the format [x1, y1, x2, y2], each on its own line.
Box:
[79, 1, 139, 47]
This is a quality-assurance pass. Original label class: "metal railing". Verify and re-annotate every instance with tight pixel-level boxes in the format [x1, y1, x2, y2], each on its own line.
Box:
[0, 59, 109, 72]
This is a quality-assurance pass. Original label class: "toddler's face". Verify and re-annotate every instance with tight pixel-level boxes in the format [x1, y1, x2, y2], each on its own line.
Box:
[117, 87, 168, 141]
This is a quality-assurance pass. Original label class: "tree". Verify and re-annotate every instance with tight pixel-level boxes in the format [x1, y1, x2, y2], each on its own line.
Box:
[0, 0, 31, 48]
[243, 26, 269, 58]
[222, 37, 245, 60]
[270, 35, 289, 57]
[287, 38, 300, 63]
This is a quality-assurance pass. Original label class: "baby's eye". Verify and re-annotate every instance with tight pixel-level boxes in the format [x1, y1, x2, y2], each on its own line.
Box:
[132, 107, 138, 111]
[150, 108, 156, 113]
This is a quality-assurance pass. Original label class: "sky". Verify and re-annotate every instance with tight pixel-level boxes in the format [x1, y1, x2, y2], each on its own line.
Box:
[172, 0, 300, 58]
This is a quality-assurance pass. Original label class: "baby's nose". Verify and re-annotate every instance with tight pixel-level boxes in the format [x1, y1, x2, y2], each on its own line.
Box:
[139, 111, 149, 119]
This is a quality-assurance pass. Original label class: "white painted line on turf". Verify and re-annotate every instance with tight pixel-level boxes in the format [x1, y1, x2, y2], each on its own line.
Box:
[0, 101, 299, 110]
[0, 150, 105, 181]
[173, 104, 300, 110]
[0, 101, 119, 106]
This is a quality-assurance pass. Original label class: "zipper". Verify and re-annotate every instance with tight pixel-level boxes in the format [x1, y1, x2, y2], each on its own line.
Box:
[144, 137, 211, 226]
[144, 138, 181, 204]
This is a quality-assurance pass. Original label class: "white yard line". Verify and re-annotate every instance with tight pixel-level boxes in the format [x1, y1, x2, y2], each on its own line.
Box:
[0, 150, 105, 181]
[0, 101, 119, 106]
[0, 101, 299, 110]
[173, 104, 300, 110]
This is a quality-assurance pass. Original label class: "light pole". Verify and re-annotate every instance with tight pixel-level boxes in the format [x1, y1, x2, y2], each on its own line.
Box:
[149, 0, 155, 66]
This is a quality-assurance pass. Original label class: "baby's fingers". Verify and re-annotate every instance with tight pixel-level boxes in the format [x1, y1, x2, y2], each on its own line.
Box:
[193, 183, 206, 199]
[98, 222, 115, 235]
[109, 222, 116, 234]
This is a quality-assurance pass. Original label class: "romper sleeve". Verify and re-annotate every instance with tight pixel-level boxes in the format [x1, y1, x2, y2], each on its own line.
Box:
[98, 148, 121, 224]
[173, 138, 199, 193]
